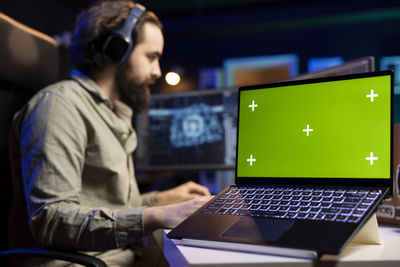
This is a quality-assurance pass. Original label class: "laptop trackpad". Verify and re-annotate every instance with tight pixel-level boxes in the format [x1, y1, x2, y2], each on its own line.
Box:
[221, 217, 294, 242]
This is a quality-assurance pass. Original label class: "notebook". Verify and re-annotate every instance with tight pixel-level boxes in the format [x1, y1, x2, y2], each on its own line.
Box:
[167, 70, 393, 258]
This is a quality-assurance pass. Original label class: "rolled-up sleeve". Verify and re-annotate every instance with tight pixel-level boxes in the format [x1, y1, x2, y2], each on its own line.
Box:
[17, 88, 145, 251]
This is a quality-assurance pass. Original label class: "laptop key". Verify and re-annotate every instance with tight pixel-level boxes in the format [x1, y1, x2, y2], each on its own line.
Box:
[218, 208, 228, 214]
[285, 212, 298, 218]
[348, 216, 360, 223]
[225, 209, 235, 215]
[269, 205, 279, 211]
[306, 212, 318, 219]
[321, 208, 341, 214]
[336, 215, 348, 221]
[253, 210, 286, 218]
[300, 201, 310, 207]
[249, 205, 260, 210]
[344, 192, 366, 198]
[324, 214, 336, 221]
[289, 206, 300, 212]
[332, 203, 357, 209]
[340, 209, 352, 214]
[353, 210, 365, 215]
[202, 207, 219, 213]
[357, 204, 369, 210]
[297, 213, 307, 218]
[235, 209, 251, 215]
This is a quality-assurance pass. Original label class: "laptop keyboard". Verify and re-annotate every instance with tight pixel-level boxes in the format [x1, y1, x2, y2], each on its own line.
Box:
[201, 186, 382, 223]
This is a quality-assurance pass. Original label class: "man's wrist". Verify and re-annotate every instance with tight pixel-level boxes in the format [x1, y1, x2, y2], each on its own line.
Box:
[143, 206, 163, 233]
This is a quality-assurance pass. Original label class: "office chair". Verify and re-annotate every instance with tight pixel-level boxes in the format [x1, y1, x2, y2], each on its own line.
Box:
[0, 13, 107, 267]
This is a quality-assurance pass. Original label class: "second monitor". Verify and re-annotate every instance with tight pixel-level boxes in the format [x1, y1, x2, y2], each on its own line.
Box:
[134, 88, 238, 171]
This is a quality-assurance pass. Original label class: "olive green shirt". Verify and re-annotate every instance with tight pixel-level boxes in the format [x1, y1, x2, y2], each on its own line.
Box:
[9, 73, 157, 265]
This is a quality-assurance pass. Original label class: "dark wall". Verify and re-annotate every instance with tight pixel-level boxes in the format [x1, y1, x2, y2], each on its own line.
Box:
[3, 1, 400, 89]
[157, 0, 400, 90]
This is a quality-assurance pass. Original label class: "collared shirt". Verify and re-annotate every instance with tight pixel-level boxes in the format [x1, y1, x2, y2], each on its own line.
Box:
[9, 72, 157, 265]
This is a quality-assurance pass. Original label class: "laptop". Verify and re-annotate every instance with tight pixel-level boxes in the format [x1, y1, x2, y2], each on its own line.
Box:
[167, 70, 394, 258]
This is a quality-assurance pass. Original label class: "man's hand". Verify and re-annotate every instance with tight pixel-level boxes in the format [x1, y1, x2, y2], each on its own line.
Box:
[143, 195, 213, 233]
[155, 181, 211, 206]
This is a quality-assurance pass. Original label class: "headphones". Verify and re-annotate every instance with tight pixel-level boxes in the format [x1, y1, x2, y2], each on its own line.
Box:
[101, 5, 144, 65]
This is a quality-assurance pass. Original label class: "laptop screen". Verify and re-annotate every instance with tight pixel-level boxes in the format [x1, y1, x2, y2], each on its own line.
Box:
[236, 71, 392, 180]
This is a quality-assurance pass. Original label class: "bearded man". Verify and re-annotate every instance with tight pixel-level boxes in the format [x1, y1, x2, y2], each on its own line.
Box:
[8, 1, 211, 266]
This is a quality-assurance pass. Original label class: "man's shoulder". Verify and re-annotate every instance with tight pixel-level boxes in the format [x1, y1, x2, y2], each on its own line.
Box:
[28, 79, 91, 107]
[40, 79, 88, 99]
[15, 79, 92, 121]
[12, 79, 89, 134]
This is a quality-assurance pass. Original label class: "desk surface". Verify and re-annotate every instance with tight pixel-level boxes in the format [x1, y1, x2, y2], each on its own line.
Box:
[158, 224, 400, 267]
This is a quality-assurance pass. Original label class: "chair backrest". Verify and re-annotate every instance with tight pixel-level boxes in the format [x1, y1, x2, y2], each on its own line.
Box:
[0, 12, 62, 251]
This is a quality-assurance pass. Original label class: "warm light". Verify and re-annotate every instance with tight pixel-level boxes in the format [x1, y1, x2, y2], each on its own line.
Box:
[165, 72, 181, 86]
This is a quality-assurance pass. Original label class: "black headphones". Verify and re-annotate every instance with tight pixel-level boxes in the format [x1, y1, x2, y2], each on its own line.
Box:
[102, 5, 144, 65]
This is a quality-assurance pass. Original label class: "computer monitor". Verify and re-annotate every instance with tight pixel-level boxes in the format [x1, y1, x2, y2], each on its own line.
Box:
[223, 54, 299, 87]
[380, 56, 400, 95]
[289, 56, 375, 81]
[134, 88, 238, 171]
[307, 57, 344, 72]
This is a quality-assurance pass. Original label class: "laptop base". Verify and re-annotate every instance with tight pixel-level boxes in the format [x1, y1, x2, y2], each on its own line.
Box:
[178, 214, 380, 259]
[181, 238, 318, 260]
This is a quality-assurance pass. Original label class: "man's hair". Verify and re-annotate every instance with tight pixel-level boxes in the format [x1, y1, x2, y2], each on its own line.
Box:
[70, 0, 162, 74]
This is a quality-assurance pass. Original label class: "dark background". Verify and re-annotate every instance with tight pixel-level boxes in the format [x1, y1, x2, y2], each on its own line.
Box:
[3, 0, 400, 92]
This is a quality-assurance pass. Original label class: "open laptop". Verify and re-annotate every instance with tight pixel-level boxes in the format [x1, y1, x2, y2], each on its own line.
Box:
[167, 70, 393, 258]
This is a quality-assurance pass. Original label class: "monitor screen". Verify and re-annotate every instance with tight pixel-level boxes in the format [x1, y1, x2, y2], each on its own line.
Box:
[134, 88, 238, 171]
[307, 57, 344, 73]
[236, 72, 392, 179]
[223, 54, 299, 87]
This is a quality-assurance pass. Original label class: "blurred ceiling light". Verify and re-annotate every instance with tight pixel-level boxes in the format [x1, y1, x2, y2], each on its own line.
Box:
[165, 71, 181, 86]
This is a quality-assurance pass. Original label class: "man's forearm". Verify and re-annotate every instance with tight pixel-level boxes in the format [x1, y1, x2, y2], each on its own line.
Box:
[30, 201, 146, 251]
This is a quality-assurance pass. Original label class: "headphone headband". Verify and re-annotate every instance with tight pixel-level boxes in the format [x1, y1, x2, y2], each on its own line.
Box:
[102, 5, 144, 65]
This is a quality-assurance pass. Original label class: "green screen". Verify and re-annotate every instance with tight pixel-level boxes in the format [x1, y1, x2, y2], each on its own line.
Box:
[237, 75, 391, 179]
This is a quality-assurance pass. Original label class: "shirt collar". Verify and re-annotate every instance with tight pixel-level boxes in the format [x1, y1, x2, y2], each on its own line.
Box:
[69, 69, 134, 122]
[69, 69, 114, 109]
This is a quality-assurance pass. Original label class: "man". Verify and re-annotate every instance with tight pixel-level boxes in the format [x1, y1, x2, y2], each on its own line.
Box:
[8, 1, 211, 266]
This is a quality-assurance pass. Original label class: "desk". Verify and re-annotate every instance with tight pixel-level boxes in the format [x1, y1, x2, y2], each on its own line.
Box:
[154, 224, 400, 267]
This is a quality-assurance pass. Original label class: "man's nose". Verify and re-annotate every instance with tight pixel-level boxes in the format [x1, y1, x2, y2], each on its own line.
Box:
[152, 61, 162, 79]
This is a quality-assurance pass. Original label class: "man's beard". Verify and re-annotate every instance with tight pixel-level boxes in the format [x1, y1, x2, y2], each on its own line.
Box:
[115, 62, 150, 114]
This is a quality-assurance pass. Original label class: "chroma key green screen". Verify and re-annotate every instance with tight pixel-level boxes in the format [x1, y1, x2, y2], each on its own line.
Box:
[237, 74, 391, 179]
